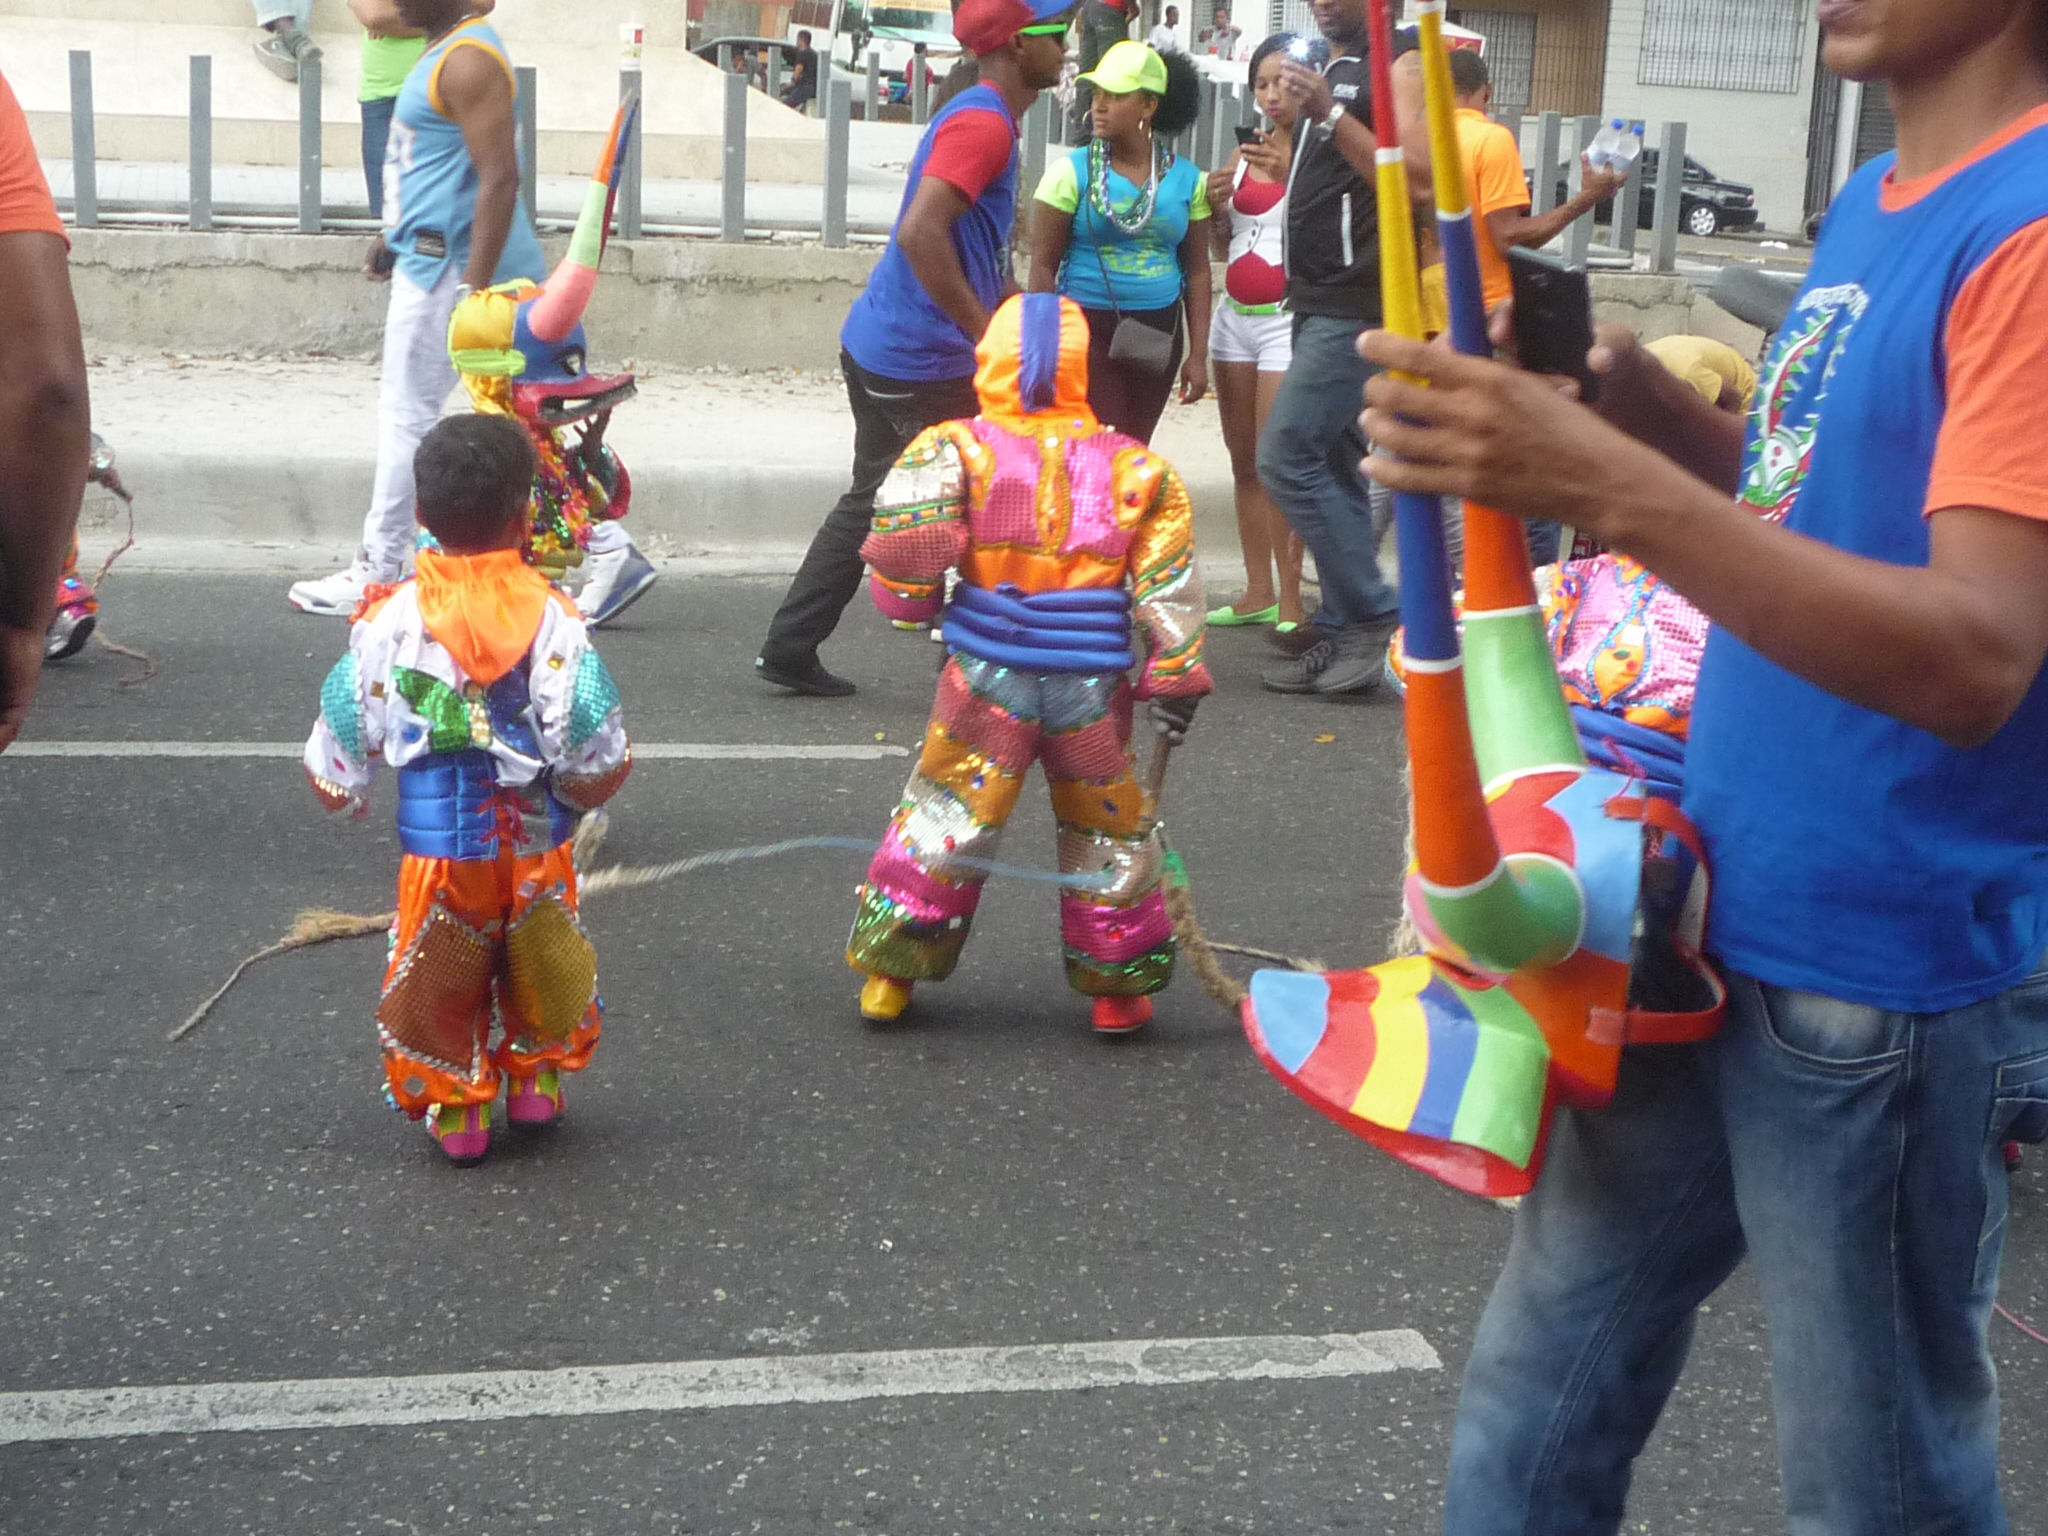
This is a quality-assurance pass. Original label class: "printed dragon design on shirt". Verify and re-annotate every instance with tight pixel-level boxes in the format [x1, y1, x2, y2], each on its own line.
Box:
[1740, 282, 1868, 525]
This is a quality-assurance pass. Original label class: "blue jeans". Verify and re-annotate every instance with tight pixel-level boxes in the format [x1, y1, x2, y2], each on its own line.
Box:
[1257, 313, 1399, 630]
[1445, 967, 2048, 1536]
[361, 95, 397, 220]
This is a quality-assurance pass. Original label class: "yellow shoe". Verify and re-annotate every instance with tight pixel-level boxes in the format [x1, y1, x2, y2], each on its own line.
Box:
[859, 974, 914, 1021]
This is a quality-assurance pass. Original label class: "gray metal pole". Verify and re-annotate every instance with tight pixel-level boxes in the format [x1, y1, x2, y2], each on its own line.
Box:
[619, 67, 644, 239]
[69, 51, 97, 229]
[722, 54, 748, 242]
[516, 65, 537, 223]
[189, 55, 212, 232]
[1564, 114, 1597, 265]
[1613, 120, 1643, 255]
[1192, 78, 1216, 170]
[1022, 93, 1050, 197]
[1530, 110, 1561, 216]
[822, 77, 851, 247]
[766, 47, 783, 101]
[865, 50, 880, 122]
[298, 51, 322, 233]
[1650, 120, 1685, 273]
[911, 55, 929, 124]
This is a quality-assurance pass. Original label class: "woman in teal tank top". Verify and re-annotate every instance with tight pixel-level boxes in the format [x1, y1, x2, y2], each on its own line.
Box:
[1027, 42, 1213, 443]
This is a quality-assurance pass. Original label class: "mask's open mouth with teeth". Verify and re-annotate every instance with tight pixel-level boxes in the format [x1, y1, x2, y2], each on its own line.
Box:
[514, 373, 639, 426]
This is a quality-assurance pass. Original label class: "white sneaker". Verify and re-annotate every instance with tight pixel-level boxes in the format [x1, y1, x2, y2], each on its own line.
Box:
[287, 558, 391, 618]
[575, 543, 658, 627]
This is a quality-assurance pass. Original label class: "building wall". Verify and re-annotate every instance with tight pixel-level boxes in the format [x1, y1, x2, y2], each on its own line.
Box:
[1449, 0, 1607, 115]
[1598, 0, 1819, 232]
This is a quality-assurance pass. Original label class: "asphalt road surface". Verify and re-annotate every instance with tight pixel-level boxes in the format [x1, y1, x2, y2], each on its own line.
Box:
[3, 574, 2043, 1535]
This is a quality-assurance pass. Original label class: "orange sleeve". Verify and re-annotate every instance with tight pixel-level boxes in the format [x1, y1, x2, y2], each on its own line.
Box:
[1926, 217, 2048, 521]
[0, 72, 65, 244]
[1471, 124, 1530, 220]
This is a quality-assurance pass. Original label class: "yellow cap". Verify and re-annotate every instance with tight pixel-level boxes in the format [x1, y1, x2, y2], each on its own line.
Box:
[1077, 40, 1169, 95]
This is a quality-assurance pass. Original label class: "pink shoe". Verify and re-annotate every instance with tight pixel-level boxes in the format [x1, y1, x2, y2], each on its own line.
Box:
[1092, 995, 1154, 1034]
[427, 1101, 491, 1162]
[506, 1067, 565, 1126]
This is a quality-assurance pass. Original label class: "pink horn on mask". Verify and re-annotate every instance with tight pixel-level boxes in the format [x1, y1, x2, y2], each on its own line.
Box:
[526, 92, 641, 345]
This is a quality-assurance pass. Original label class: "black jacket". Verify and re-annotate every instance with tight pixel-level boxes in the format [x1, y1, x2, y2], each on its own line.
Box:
[1284, 50, 1381, 322]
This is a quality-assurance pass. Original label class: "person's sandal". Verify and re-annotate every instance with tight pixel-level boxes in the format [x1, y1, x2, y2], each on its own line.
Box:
[1205, 600, 1280, 627]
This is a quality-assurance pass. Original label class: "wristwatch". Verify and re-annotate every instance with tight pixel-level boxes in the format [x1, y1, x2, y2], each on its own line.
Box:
[1323, 100, 1346, 129]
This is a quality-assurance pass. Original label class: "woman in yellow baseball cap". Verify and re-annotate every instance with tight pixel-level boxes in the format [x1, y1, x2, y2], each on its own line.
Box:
[1027, 40, 1210, 443]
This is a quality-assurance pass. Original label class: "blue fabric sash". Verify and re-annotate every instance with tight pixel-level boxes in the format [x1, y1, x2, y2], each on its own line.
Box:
[396, 748, 573, 860]
[942, 582, 1134, 674]
[1573, 706, 1685, 801]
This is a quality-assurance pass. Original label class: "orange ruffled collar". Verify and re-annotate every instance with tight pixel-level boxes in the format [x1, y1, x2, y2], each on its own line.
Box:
[412, 546, 552, 686]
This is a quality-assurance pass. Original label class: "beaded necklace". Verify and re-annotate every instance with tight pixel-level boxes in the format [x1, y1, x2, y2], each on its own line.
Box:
[1087, 136, 1166, 236]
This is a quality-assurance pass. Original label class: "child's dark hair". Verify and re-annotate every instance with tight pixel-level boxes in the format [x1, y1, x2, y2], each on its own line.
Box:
[413, 414, 535, 549]
[1448, 47, 1489, 95]
[1151, 49, 1203, 137]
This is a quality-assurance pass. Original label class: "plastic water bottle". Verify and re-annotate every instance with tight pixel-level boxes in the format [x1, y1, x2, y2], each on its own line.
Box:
[1588, 119, 1643, 173]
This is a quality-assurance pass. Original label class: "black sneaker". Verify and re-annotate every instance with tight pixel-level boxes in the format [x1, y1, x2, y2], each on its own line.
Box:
[1260, 636, 1338, 694]
[755, 650, 857, 697]
[1312, 621, 1398, 696]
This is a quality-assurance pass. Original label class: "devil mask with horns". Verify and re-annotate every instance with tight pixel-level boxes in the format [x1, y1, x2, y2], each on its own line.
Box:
[447, 97, 640, 579]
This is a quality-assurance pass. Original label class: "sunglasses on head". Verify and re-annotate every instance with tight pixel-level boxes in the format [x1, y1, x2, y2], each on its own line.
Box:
[1018, 16, 1075, 33]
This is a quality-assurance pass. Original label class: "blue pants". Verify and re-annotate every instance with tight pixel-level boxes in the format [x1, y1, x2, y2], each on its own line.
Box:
[1444, 966, 2048, 1535]
[361, 95, 397, 220]
[1256, 313, 1398, 630]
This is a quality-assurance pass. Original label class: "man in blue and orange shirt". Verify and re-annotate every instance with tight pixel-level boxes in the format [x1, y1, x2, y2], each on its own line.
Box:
[1364, 0, 2048, 1527]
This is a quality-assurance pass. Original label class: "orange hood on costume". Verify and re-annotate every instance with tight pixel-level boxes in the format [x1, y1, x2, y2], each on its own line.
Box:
[413, 547, 555, 687]
[973, 293, 1098, 432]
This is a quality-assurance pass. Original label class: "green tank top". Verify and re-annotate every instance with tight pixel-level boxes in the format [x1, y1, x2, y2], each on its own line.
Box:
[360, 33, 428, 103]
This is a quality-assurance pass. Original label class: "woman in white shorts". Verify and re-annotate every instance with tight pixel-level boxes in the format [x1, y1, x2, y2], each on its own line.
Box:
[1204, 34, 1306, 631]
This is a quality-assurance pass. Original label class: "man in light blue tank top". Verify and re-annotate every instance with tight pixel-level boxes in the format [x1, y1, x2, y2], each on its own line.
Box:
[289, 0, 548, 617]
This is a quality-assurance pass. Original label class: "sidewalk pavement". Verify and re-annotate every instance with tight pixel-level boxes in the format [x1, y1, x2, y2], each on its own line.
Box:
[81, 352, 1244, 578]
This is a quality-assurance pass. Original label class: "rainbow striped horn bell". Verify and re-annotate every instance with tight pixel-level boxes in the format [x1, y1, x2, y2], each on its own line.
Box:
[1241, 0, 1724, 1199]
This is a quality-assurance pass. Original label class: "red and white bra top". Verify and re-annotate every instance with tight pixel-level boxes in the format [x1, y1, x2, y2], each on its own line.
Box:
[1225, 158, 1288, 307]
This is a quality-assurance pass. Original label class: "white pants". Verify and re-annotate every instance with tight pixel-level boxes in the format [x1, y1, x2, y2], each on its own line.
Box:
[1209, 301, 1293, 371]
[364, 269, 463, 575]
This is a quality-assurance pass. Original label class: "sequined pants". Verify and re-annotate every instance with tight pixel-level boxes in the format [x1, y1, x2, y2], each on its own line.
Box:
[377, 842, 602, 1117]
[847, 652, 1175, 997]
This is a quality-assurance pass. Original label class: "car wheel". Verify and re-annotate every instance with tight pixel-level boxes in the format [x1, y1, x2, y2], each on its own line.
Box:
[1686, 202, 1721, 238]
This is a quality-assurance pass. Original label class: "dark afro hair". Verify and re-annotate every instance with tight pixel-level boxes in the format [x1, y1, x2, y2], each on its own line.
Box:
[1246, 31, 1297, 85]
[1448, 47, 1489, 96]
[1151, 48, 1203, 137]
[413, 414, 535, 549]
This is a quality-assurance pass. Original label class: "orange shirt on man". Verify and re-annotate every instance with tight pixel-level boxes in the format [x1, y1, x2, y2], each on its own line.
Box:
[0, 72, 66, 243]
[1454, 105, 1528, 311]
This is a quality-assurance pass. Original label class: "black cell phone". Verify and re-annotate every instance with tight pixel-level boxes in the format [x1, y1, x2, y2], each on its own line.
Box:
[1233, 124, 1261, 146]
[1506, 246, 1598, 404]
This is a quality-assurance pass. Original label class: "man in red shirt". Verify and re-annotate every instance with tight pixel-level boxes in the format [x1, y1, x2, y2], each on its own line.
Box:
[0, 71, 91, 753]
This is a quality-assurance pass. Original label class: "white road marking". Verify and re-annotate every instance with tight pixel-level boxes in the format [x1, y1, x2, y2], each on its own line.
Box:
[0, 1330, 1438, 1445]
[7, 740, 910, 761]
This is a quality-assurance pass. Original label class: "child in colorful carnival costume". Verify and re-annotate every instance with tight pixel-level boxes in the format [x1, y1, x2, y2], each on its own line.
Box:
[1241, 2, 1721, 1198]
[303, 414, 632, 1163]
[846, 292, 1213, 1034]
[445, 97, 655, 626]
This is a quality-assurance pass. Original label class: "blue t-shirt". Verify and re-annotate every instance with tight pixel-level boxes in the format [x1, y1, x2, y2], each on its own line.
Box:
[1039, 147, 1206, 312]
[1683, 121, 2048, 1012]
[383, 18, 545, 291]
[841, 85, 1018, 383]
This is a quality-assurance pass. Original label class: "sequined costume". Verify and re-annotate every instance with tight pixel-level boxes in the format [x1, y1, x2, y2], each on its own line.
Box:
[846, 293, 1212, 1008]
[446, 98, 639, 582]
[303, 548, 631, 1121]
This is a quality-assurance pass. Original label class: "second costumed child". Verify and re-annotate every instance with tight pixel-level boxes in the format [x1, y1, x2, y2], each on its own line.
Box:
[846, 292, 1213, 1033]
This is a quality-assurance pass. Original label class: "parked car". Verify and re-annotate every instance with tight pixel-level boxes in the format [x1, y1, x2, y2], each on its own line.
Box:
[1552, 149, 1760, 237]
